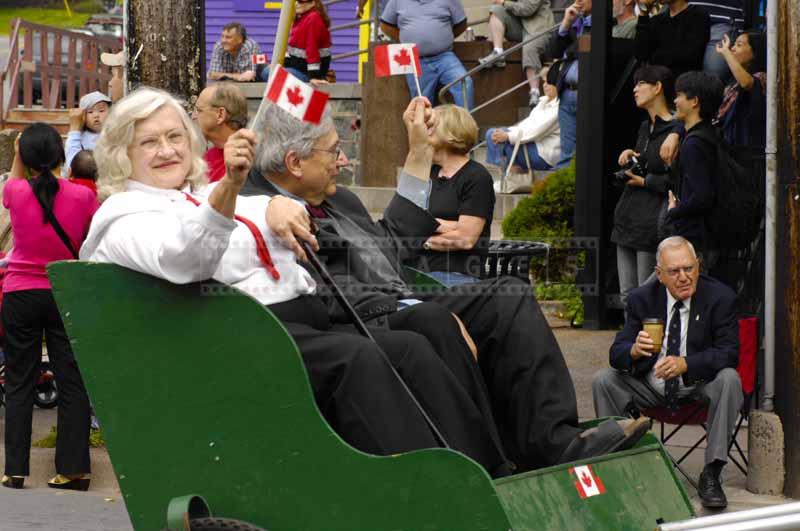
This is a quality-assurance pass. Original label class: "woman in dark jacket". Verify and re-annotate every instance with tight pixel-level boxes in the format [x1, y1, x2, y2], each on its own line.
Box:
[611, 65, 676, 302]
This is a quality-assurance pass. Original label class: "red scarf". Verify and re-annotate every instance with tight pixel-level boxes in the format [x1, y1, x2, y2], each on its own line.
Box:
[183, 193, 280, 280]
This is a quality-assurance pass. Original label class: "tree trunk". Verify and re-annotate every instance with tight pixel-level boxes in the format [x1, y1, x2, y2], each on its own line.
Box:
[774, 0, 800, 499]
[126, 0, 203, 102]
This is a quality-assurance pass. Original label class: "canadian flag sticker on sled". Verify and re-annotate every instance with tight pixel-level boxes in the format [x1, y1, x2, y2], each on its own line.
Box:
[264, 65, 329, 124]
[571, 465, 606, 499]
[373, 43, 422, 78]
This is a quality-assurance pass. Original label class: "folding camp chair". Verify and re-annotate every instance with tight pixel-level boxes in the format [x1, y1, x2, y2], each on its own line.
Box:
[641, 316, 758, 488]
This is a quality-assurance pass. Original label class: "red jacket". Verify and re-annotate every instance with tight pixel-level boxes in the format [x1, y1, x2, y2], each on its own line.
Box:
[287, 10, 331, 77]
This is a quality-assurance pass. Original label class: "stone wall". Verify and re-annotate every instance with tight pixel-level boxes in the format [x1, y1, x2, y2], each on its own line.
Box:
[0, 129, 20, 175]
[329, 96, 361, 186]
[240, 82, 362, 185]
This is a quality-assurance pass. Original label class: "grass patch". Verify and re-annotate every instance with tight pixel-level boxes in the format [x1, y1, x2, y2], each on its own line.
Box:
[33, 426, 106, 448]
[0, 8, 94, 35]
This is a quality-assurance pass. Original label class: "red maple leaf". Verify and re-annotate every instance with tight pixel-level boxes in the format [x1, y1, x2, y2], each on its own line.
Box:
[286, 86, 304, 107]
[581, 472, 594, 488]
[393, 48, 412, 67]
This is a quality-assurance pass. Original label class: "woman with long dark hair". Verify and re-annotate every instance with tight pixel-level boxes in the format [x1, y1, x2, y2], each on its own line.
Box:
[1, 123, 98, 491]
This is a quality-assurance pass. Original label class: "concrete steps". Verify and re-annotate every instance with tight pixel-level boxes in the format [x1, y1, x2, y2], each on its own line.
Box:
[350, 184, 529, 223]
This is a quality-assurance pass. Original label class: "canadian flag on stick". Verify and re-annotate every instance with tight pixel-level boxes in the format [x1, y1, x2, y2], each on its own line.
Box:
[264, 65, 329, 124]
[252, 53, 268, 65]
[374, 43, 422, 78]
[571, 465, 607, 499]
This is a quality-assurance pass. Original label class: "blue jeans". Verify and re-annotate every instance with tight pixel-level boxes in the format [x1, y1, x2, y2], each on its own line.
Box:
[259, 65, 308, 82]
[485, 128, 553, 171]
[616, 245, 656, 304]
[406, 50, 473, 110]
[703, 23, 735, 85]
[556, 88, 578, 168]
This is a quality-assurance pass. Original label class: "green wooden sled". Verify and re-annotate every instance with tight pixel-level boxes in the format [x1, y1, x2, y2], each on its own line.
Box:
[48, 262, 694, 531]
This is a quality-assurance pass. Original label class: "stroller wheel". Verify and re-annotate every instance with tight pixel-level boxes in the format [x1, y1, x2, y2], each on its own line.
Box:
[34, 362, 58, 409]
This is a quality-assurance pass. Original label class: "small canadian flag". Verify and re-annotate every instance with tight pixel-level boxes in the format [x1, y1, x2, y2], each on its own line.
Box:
[252, 53, 268, 65]
[571, 465, 607, 499]
[374, 43, 422, 78]
[264, 65, 329, 124]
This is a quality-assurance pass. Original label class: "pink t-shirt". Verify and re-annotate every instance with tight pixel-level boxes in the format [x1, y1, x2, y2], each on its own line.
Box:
[2, 178, 99, 293]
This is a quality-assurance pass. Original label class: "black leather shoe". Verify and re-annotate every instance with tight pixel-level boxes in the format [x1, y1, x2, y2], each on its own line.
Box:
[698, 469, 728, 509]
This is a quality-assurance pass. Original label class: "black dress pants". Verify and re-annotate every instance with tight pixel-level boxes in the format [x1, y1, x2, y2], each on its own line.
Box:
[2, 289, 91, 477]
[268, 297, 508, 475]
[421, 276, 583, 471]
[384, 302, 511, 474]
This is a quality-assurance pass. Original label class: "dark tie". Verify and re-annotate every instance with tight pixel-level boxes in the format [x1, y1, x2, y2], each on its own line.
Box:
[305, 204, 328, 219]
[665, 300, 683, 409]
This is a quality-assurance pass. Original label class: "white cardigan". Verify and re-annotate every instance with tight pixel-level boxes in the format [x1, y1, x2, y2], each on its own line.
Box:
[505, 95, 561, 168]
[80, 180, 317, 306]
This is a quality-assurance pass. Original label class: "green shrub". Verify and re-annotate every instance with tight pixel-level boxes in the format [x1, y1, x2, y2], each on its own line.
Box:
[502, 161, 576, 241]
[502, 161, 584, 324]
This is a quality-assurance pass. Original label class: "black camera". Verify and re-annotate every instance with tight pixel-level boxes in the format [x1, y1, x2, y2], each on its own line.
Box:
[612, 155, 647, 187]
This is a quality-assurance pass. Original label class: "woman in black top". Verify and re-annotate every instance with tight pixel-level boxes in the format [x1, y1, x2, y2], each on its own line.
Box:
[611, 65, 676, 302]
[413, 105, 495, 284]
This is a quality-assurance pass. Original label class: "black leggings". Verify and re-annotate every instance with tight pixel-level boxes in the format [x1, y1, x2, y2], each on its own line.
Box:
[2, 289, 90, 476]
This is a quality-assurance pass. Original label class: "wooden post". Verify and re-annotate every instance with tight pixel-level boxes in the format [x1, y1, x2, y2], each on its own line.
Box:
[126, 0, 204, 102]
[774, 0, 800, 499]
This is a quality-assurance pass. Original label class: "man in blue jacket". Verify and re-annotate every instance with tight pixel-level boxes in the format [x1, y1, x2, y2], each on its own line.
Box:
[592, 236, 743, 509]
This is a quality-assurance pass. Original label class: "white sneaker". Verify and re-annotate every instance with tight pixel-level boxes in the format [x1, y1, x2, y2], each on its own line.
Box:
[479, 50, 506, 68]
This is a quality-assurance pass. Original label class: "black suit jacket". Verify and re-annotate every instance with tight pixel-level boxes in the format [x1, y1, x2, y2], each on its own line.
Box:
[609, 274, 739, 386]
[239, 169, 440, 322]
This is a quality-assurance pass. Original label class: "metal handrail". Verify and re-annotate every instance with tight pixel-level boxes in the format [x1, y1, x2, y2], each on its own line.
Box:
[330, 18, 374, 32]
[471, 79, 529, 115]
[467, 16, 490, 27]
[322, 0, 350, 6]
[438, 23, 560, 110]
[332, 48, 369, 61]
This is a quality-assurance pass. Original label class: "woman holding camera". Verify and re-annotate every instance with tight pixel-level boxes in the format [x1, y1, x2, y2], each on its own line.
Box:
[611, 65, 676, 302]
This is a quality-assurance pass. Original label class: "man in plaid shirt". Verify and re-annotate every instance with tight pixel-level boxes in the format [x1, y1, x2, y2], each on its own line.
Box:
[208, 22, 263, 82]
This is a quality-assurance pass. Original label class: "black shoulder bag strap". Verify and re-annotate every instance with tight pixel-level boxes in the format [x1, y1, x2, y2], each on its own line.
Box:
[28, 182, 79, 259]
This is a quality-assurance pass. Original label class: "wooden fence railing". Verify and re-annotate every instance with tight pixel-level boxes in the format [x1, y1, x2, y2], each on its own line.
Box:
[0, 18, 123, 126]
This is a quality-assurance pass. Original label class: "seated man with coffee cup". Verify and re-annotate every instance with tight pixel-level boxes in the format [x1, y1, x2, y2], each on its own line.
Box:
[592, 236, 743, 509]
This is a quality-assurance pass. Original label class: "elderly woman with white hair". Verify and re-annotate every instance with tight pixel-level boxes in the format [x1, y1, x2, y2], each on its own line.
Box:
[80, 87, 512, 477]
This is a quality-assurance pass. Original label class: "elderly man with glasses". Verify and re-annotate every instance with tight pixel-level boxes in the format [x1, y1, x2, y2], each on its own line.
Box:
[192, 83, 248, 183]
[592, 235, 742, 509]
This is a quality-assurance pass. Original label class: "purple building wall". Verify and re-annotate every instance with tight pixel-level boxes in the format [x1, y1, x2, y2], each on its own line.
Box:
[204, 1, 362, 83]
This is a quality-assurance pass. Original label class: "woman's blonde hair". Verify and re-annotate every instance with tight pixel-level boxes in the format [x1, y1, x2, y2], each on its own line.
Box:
[433, 104, 478, 155]
[94, 87, 207, 200]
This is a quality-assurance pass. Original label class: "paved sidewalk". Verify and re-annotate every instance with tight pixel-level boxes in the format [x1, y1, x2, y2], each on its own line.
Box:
[552, 319, 790, 517]
[0, 318, 790, 529]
